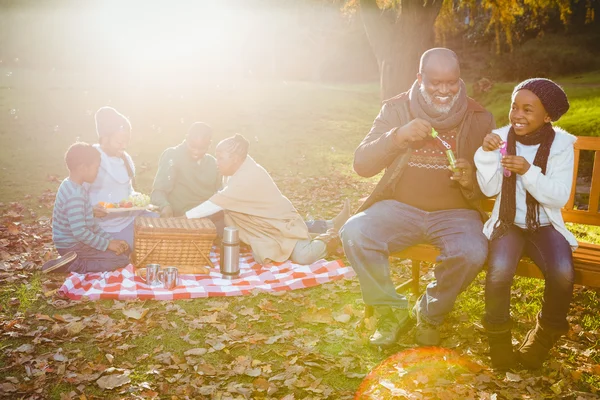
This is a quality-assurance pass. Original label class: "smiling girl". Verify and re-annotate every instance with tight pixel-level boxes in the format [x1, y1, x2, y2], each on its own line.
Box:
[474, 78, 576, 370]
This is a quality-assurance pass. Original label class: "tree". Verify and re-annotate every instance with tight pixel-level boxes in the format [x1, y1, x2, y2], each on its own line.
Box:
[350, 0, 597, 100]
[355, 0, 443, 100]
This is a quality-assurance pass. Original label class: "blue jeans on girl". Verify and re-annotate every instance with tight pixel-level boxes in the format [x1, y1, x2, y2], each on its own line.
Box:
[485, 224, 574, 330]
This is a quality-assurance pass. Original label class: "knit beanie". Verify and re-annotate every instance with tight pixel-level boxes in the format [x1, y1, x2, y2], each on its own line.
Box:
[95, 106, 131, 138]
[513, 78, 569, 121]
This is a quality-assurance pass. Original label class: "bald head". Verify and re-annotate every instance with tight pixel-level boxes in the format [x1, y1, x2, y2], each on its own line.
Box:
[419, 48, 460, 75]
[417, 48, 463, 115]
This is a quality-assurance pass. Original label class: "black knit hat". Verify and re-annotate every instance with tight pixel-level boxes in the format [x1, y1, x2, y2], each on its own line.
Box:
[513, 78, 569, 121]
[95, 106, 131, 138]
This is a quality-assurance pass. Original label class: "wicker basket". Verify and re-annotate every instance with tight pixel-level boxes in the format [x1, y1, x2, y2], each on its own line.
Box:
[134, 217, 216, 274]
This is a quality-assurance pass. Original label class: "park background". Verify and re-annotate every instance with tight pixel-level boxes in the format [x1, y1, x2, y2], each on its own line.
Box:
[1, 0, 600, 398]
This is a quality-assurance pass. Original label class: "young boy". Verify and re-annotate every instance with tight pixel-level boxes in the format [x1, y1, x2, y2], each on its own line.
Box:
[42, 142, 131, 274]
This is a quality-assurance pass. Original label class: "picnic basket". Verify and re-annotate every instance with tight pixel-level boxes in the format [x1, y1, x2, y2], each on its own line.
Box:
[134, 217, 216, 274]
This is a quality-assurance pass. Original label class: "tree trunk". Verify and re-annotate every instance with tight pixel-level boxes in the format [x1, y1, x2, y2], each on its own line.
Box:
[360, 0, 443, 101]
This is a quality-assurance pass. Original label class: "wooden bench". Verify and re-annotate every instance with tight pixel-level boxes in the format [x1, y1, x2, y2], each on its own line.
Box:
[392, 136, 600, 294]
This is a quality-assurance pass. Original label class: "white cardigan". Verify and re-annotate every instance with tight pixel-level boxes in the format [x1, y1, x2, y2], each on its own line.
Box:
[474, 125, 578, 250]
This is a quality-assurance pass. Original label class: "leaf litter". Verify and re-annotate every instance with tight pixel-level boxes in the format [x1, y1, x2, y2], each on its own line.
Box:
[0, 177, 599, 398]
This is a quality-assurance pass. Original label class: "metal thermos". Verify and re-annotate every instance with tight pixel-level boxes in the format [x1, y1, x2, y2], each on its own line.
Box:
[220, 227, 240, 279]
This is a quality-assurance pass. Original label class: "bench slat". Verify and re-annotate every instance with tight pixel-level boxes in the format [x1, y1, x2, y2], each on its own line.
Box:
[391, 240, 600, 289]
[588, 151, 600, 216]
[575, 136, 600, 151]
[566, 147, 580, 211]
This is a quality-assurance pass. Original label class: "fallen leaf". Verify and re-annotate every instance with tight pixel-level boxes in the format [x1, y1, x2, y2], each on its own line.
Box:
[245, 367, 262, 377]
[184, 348, 208, 356]
[14, 344, 33, 353]
[300, 308, 333, 324]
[196, 364, 217, 376]
[115, 344, 136, 351]
[6, 223, 19, 235]
[253, 377, 270, 391]
[122, 308, 149, 320]
[96, 374, 130, 390]
[52, 314, 67, 322]
[505, 372, 521, 382]
[35, 314, 54, 321]
[66, 321, 85, 335]
[333, 313, 351, 323]
[0, 383, 16, 393]
[550, 379, 564, 395]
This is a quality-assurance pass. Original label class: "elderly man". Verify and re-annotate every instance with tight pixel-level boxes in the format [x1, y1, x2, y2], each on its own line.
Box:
[341, 48, 495, 347]
[151, 122, 221, 218]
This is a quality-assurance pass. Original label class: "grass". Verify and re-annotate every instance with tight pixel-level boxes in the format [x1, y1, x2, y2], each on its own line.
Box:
[0, 67, 380, 210]
[2, 68, 600, 398]
[0, 273, 43, 312]
[471, 81, 600, 137]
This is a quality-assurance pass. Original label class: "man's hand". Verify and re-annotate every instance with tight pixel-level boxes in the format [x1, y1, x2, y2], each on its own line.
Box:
[482, 133, 503, 152]
[160, 205, 174, 218]
[93, 205, 108, 218]
[501, 155, 531, 175]
[108, 240, 129, 256]
[393, 118, 432, 148]
[450, 158, 475, 188]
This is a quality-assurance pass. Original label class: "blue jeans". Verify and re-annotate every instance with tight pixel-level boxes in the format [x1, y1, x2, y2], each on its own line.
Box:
[58, 242, 130, 274]
[485, 225, 574, 330]
[341, 200, 487, 325]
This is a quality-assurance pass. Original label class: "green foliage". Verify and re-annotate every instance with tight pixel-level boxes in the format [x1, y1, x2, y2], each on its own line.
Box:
[489, 34, 600, 81]
[436, 0, 595, 55]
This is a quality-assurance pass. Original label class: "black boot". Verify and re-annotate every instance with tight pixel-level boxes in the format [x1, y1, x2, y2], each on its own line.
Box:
[518, 313, 568, 370]
[483, 319, 517, 370]
[369, 306, 409, 348]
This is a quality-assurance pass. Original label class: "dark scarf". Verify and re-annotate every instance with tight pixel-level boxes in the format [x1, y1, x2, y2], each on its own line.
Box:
[491, 123, 556, 239]
[408, 79, 468, 131]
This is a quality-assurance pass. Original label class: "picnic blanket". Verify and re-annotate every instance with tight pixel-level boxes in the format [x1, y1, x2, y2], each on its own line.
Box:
[58, 248, 355, 300]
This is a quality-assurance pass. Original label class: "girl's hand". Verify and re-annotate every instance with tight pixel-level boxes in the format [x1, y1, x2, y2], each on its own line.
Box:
[93, 205, 108, 218]
[482, 133, 503, 152]
[501, 155, 531, 175]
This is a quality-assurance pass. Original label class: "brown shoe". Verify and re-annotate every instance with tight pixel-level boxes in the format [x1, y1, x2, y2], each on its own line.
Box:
[369, 306, 411, 348]
[42, 252, 77, 274]
[518, 313, 568, 370]
[482, 319, 517, 370]
[313, 229, 343, 257]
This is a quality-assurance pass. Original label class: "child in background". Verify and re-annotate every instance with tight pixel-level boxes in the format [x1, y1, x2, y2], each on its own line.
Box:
[42, 142, 130, 274]
[88, 106, 156, 249]
[474, 78, 577, 370]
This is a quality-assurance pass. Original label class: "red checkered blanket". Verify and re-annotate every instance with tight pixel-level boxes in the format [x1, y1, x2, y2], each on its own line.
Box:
[58, 248, 354, 300]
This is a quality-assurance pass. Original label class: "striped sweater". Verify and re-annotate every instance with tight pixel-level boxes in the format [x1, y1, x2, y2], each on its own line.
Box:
[52, 178, 113, 251]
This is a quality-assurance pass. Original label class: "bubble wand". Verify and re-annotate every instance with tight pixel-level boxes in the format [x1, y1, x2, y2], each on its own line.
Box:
[431, 128, 459, 173]
[499, 141, 511, 177]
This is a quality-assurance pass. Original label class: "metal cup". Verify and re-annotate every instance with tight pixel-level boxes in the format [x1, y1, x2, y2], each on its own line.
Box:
[159, 266, 179, 290]
[141, 264, 162, 287]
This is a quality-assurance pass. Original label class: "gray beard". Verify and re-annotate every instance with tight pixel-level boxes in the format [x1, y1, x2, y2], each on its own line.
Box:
[419, 84, 461, 115]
